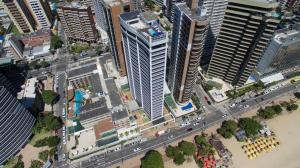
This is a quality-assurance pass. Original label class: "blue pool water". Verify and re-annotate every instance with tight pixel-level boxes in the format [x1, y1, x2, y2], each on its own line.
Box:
[74, 90, 85, 116]
[181, 102, 193, 111]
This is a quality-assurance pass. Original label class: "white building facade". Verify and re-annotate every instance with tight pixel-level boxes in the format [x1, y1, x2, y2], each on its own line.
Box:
[120, 11, 168, 120]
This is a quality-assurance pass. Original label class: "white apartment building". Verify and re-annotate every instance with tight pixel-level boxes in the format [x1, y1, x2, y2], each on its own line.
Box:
[120, 11, 168, 120]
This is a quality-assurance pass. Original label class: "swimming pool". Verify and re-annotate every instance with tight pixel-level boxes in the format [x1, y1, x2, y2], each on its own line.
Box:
[181, 102, 193, 111]
[74, 90, 85, 116]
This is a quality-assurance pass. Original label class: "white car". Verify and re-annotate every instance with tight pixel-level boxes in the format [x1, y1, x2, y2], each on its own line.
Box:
[63, 139, 66, 145]
[196, 116, 202, 121]
[115, 147, 121, 151]
[193, 122, 200, 126]
[230, 103, 236, 108]
[244, 105, 249, 108]
[134, 147, 141, 152]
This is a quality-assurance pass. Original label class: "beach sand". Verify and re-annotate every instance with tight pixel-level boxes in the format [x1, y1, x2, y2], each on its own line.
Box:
[222, 107, 300, 168]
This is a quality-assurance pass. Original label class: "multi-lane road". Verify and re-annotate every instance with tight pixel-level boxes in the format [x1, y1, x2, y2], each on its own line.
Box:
[56, 81, 300, 168]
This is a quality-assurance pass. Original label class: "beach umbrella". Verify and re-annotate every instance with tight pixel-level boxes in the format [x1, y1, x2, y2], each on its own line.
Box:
[248, 155, 253, 159]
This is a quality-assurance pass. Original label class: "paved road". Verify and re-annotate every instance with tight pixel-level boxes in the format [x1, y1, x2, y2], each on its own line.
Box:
[194, 84, 218, 112]
[57, 81, 300, 168]
[55, 73, 67, 162]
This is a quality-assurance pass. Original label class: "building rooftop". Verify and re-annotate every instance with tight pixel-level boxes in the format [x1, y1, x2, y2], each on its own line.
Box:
[274, 28, 300, 44]
[57, 1, 89, 9]
[79, 97, 110, 121]
[0, 57, 12, 66]
[176, 3, 208, 21]
[94, 118, 115, 139]
[120, 11, 167, 40]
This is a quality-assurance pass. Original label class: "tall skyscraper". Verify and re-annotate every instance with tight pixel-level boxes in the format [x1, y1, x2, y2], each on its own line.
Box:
[93, 0, 107, 30]
[120, 11, 168, 120]
[168, 3, 209, 103]
[0, 86, 35, 164]
[256, 25, 300, 76]
[2, 0, 36, 33]
[207, 0, 281, 86]
[57, 2, 98, 43]
[96, 0, 131, 76]
[165, 0, 184, 22]
[199, 0, 228, 67]
[26, 0, 53, 29]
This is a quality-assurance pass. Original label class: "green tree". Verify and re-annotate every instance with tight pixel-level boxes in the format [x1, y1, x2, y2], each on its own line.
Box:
[165, 145, 180, 158]
[173, 152, 185, 165]
[29, 61, 41, 70]
[0, 25, 6, 35]
[44, 114, 62, 131]
[42, 90, 59, 105]
[159, 13, 164, 18]
[238, 118, 262, 137]
[50, 35, 63, 50]
[272, 104, 283, 114]
[38, 150, 49, 162]
[49, 147, 57, 157]
[29, 160, 43, 168]
[40, 61, 50, 68]
[47, 136, 60, 147]
[178, 141, 196, 156]
[144, 0, 155, 9]
[217, 120, 238, 139]
[287, 103, 298, 111]
[141, 150, 164, 168]
[257, 107, 275, 119]
[194, 135, 206, 145]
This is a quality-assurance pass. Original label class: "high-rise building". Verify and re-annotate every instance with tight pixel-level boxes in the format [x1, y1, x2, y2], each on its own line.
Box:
[0, 86, 36, 165]
[207, 0, 281, 86]
[199, 0, 228, 67]
[57, 2, 98, 43]
[2, 0, 36, 33]
[168, 3, 209, 103]
[256, 25, 300, 76]
[120, 11, 168, 120]
[165, 0, 184, 22]
[93, 0, 107, 30]
[26, 0, 53, 29]
[3, 35, 24, 61]
[96, 0, 131, 76]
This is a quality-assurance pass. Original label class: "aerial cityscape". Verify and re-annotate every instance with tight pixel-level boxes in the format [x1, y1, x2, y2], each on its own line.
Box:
[0, 0, 300, 168]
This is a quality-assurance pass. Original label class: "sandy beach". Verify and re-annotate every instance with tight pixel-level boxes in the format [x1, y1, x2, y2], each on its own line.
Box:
[222, 104, 300, 168]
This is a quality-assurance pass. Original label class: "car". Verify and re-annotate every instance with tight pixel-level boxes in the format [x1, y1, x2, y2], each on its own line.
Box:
[63, 139, 66, 145]
[115, 147, 121, 151]
[207, 100, 211, 105]
[196, 116, 202, 120]
[230, 103, 236, 108]
[186, 128, 193, 131]
[204, 96, 208, 101]
[63, 126, 65, 131]
[244, 105, 249, 108]
[134, 147, 141, 152]
[168, 135, 174, 139]
[222, 114, 227, 118]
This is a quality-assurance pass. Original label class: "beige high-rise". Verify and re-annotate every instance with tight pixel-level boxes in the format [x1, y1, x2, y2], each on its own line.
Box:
[2, 0, 36, 33]
[207, 0, 281, 86]
[99, 0, 131, 76]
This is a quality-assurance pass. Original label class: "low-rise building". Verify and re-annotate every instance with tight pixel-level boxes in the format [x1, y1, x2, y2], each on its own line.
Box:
[94, 118, 119, 149]
[20, 29, 51, 46]
[3, 34, 24, 61]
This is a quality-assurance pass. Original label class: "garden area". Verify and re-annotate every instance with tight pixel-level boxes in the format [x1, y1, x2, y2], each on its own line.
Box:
[28, 60, 51, 70]
[69, 43, 90, 54]
[226, 81, 265, 99]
